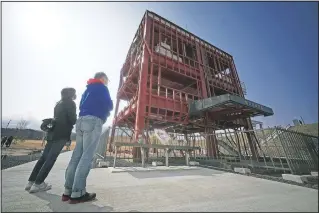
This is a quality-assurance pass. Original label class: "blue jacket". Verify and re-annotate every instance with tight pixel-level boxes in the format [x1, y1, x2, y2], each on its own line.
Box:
[79, 79, 113, 123]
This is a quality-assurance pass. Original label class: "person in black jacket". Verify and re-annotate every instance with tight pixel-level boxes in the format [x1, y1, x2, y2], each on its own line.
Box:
[25, 88, 77, 193]
[1, 136, 8, 147]
[5, 136, 14, 147]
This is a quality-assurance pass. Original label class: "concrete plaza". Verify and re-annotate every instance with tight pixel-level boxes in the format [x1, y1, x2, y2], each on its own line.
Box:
[1, 151, 318, 212]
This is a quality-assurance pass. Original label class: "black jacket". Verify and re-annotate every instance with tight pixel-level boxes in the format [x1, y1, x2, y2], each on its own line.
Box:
[47, 99, 77, 142]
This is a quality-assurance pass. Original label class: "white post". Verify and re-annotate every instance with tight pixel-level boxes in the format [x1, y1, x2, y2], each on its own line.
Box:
[141, 147, 145, 168]
[113, 146, 118, 168]
[185, 151, 190, 166]
[165, 148, 169, 167]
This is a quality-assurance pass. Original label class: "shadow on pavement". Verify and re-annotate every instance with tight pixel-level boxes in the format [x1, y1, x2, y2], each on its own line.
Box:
[33, 191, 114, 212]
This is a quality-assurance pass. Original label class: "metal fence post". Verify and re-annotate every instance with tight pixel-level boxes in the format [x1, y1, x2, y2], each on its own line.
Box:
[185, 151, 190, 166]
[141, 147, 145, 168]
[165, 148, 169, 167]
[113, 146, 118, 168]
[275, 128, 294, 174]
[304, 136, 318, 171]
[93, 127, 111, 168]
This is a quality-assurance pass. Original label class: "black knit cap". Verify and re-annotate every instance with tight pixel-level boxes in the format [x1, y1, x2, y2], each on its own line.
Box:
[61, 87, 76, 100]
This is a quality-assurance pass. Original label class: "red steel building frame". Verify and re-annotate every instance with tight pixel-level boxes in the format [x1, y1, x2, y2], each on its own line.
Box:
[110, 11, 259, 159]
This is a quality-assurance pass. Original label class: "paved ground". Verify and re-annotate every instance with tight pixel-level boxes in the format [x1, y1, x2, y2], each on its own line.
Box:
[1, 151, 318, 212]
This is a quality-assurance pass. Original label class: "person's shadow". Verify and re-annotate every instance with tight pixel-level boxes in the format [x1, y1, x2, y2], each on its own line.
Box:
[32, 191, 114, 212]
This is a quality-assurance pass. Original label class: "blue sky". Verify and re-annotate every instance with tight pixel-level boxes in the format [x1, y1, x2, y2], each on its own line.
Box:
[2, 2, 318, 129]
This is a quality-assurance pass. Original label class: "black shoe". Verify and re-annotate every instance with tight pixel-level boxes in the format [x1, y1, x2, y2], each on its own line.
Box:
[69, 192, 96, 204]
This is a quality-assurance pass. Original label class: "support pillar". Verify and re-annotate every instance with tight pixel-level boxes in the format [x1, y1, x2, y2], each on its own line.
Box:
[133, 16, 151, 160]
[205, 117, 218, 158]
[244, 118, 259, 160]
[206, 133, 218, 158]
[195, 43, 208, 99]
[109, 70, 123, 152]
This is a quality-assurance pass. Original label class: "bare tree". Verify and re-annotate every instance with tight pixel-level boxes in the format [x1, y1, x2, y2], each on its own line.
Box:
[16, 119, 29, 130]
[15, 119, 30, 143]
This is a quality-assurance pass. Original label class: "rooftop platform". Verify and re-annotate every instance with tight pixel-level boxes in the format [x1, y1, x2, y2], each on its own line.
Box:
[1, 151, 317, 212]
[189, 94, 274, 118]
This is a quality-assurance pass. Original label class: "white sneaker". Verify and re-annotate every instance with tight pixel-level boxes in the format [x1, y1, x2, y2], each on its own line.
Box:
[25, 181, 34, 191]
[29, 182, 52, 193]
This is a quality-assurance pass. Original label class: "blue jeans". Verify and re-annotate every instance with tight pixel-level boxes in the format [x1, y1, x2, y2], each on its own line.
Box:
[64, 115, 103, 198]
[29, 140, 66, 184]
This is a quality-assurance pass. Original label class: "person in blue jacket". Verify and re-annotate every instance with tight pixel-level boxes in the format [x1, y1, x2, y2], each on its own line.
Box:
[63, 72, 113, 204]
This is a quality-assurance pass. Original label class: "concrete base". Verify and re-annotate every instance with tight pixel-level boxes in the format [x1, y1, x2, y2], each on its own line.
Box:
[189, 161, 200, 166]
[311, 171, 318, 177]
[109, 166, 200, 173]
[152, 161, 164, 166]
[282, 174, 304, 184]
[282, 174, 318, 184]
[98, 161, 110, 168]
[301, 175, 319, 184]
[234, 167, 251, 174]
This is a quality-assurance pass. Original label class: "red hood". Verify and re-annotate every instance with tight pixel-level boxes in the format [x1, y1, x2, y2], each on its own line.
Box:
[87, 78, 104, 85]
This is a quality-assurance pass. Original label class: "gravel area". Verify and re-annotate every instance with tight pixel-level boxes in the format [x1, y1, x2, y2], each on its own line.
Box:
[1, 150, 69, 170]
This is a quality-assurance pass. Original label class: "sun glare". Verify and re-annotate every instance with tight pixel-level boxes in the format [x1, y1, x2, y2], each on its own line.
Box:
[20, 3, 63, 49]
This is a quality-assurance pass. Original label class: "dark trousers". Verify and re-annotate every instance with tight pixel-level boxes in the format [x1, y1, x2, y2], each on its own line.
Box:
[28, 140, 66, 184]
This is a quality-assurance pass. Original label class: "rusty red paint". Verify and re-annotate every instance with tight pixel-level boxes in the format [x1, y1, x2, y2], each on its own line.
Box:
[109, 11, 258, 159]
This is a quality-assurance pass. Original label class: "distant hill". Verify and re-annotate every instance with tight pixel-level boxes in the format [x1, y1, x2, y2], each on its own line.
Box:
[1, 118, 42, 130]
[1, 128, 76, 141]
[1, 128, 43, 140]
[1, 117, 113, 141]
[289, 123, 318, 137]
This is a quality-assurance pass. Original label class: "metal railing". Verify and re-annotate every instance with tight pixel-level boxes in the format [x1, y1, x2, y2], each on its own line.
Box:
[193, 127, 318, 175]
[92, 127, 111, 168]
[106, 126, 318, 175]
